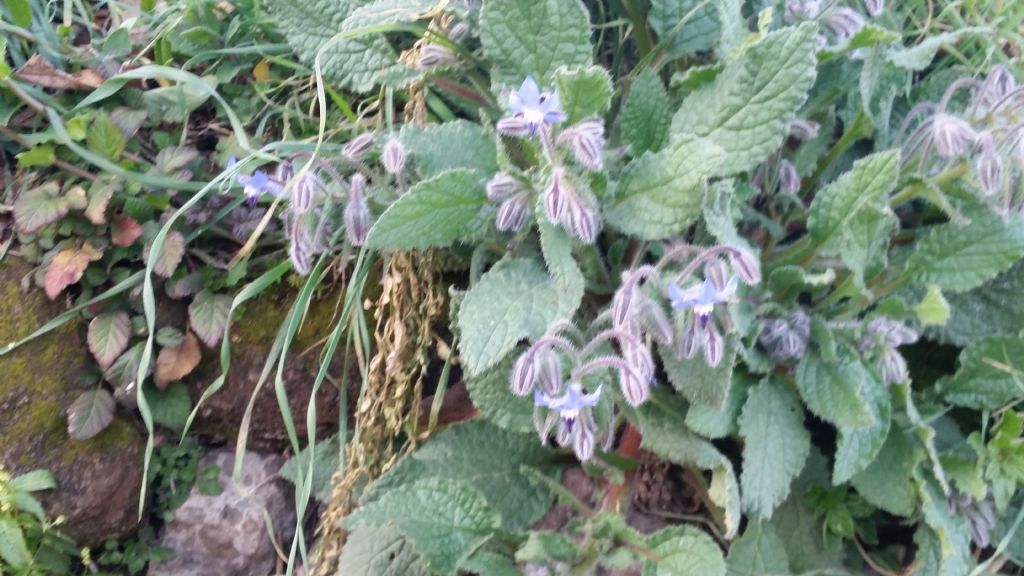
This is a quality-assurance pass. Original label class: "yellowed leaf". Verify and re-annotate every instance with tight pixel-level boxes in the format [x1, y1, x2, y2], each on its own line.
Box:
[253, 59, 270, 82]
[45, 244, 103, 300]
[155, 331, 201, 388]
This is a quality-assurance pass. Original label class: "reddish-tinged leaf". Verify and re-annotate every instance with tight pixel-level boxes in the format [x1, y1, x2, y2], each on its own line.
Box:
[14, 182, 70, 234]
[111, 214, 143, 247]
[14, 53, 103, 91]
[84, 176, 121, 225]
[67, 387, 116, 440]
[188, 290, 232, 347]
[144, 230, 185, 278]
[88, 311, 131, 369]
[155, 331, 201, 387]
[45, 245, 103, 300]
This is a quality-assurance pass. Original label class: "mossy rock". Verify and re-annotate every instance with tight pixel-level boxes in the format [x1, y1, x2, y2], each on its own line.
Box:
[0, 258, 143, 545]
[185, 283, 353, 450]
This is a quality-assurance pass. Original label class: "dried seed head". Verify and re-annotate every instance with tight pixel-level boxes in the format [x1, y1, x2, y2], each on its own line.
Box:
[511, 351, 537, 396]
[381, 139, 407, 175]
[496, 193, 530, 232]
[788, 118, 821, 140]
[497, 116, 532, 138]
[931, 113, 977, 159]
[486, 172, 523, 202]
[704, 323, 724, 367]
[342, 132, 376, 162]
[779, 159, 801, 194]
[545, 167, 569, 222]
[729, 248, 762, 285]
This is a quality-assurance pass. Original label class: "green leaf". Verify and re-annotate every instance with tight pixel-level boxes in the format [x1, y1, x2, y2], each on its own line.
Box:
[640, 400, 741, 538]
[905, 210, 1024, 293]
[8, 0, 32, 27]
[367, 169, 488, 249]
[0, 517, 30, 568]
[659, 340, 736, 410]
[850, 429, 920, 517]
[269, 0, 416, 93]
[362, 420, 560, 531]
[480, 0, 593, 86]
[936, 262, 1024, 346]
[142, 77, 217, 124]
[916, 285, 951, 327]
[67, 387, 116, 440]
[457, 259, 570, 375]
[642, 525, 727, 576]
[702, 179, 754, 253]
[939, 335, 1024, 410]
[87, 111, 127, 161]
[605, 135, 725, 239]
[685, 371, 751, 440]
[887, 27, 987, 71]
[464, 351, 534, 433]
[739, 379, 811, 519]
[516, 531, 579, 563]
[145, 381, 193, 430]
[279, 434, 340, 504]
[807, 150, 900, 251]
[344, 478, 500, 574]
[188, 289, 232, 347]
[837, 205, 898, 290]
[726, 522, 790, 576]
[14, 181, 70, 234]
[338, 525, 429, 576]
[16, 143, 56, 167]
[539, 220, 584, 320]
[917, 474, 974, 571]
[553, 65, 612, 123]
[621, 68, 671, 155]
[795, 346, 876, 428]
[833, 370, 891, 484]
[460, 552, 520, 576]
[670, 23, 818, 175]
[399, 120, 499, 179]
[88, 311, 132, 369]
[342, 0, 435, 29]
[649, 0, 720, 58]
[105, 342, 147, 395]
[10, 470, 56, 493]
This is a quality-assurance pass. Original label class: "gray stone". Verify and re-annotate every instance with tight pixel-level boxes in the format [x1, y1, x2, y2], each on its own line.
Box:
[148, 449, 296, 576]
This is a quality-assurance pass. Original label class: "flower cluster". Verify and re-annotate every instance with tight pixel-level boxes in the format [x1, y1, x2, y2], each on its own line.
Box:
[488, 77, 607, 243]
[857, 316, 919, 386]
[898, 65, 1024, 214]
[785, 0, 882, 45]
[759, 310, 811, 362]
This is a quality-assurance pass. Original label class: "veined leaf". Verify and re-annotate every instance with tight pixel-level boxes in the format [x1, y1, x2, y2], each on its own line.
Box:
[554, 65, 613, 124]
[45, 244, 103, 300]
[88, 311, 132, 369]
[939, 335, 1024, 410]
[84, 175, 121, 225]
[155, 331, 201, 387]
[399, 121, 498, 179]
[807, 150, 900, 251]
[189, 290, 232, 347]
[850, 429, 921, 517]
[14, 181, 70, 234]
[67, 387, 116, 440]
[0, 517, 30, 568]
[144, 229, 186, 278]
[833, 369, 891, 484]
[464, 350, 535, 433]
[87, 111, 127, 161]
[795, 346, 875, 428]
[725, 522, 790, 576]
[649, 0, 720, 58]
[621, 68, 671, 155]
[338, 525, 429, 576]
[659, 340, 737, 411]
[642, 525, 726, 576]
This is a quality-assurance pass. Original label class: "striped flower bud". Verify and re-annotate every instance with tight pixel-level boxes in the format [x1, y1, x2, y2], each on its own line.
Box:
[555, 420, 573, 446]
[974, 132, 1003, 196]
[978, 65, 1016, 110]
[381, 138, 407, 175]
[416, 44, 455, 69]
[511, 351, 537, 396]
[931, 113, 977, 159]
[622, 340, 655, 382]
[705, 259, 732, 292]
[448, 22, 470, 42]
[486, 172, 523, 202]
[825, 8, 865, 40]
[729, 249, 762, 285]
[612, 283, 636, 330]
[864, 0, 884, 17]
[534, 349, 563, 396]
[288, 219, 314, 276]
[344, 177, 370, 246]
[704, 323, 724, 367]
[676, 317, 707, 360]
[566, 194, 601, 244]
[342, 132, 376, 162]
[779, 159, 800, 194]
[497, 116, 532, 138]
[879, 347, 908, 387]
[572, 420, 595, 461]
[619, 367, 649, 407]
[558, 118, 605, 171]
[545, 168, 568, 222]
[290, 169, 322, 214]
[788, 118, 821, 140]
[496, 193, 530, 232]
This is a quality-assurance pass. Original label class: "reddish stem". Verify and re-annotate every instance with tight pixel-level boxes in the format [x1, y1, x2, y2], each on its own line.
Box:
[600, 423, 642, 512]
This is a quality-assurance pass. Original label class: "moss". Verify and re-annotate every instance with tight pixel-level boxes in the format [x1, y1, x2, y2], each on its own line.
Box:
[231, 283, 345, 351]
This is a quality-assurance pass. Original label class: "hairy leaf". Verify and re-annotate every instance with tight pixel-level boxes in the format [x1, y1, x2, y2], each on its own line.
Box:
[464, 351, 534, 433]
[88, 311, 132, 369]
[850, 429, 921, 516]
[726, 522, 790, 576]
[643, 525, 727, 576]
[84, 175, 120, 225]
[621, 68, 671, 155]
[67, 387, 116, 440]
[343, 0, 435, 29]
[605, 135, 725, 239]
[939, 335, 1024, 410]
[795, 347, 875, 428]
[659, 340, 736, 411]
[649, 0, 720, 58]
[739, 379, 811, 519]
[833, 370, 891, 484]
[808, 150, 900, 251]
[87, 111, 127, 161]
[685, 372, 751, 440]
[936, 262, 1024, 346]
[344, 478, 500, 575]
[368, 169, 488, 249]
[554, 65, 613, 124]
[480, 0, 592, 86]
[338, 525, 429, 576]
[671, 23, 818, 174]
[400, 120, 498, 179]
[0, 517, 30, 568]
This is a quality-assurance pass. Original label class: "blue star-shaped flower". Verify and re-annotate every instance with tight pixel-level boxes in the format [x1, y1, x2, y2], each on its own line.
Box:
[228, 157, 286, 207]
[668, 277, 738, 320]
[534, 383, 601, 428]
[508, 76, 566, 134]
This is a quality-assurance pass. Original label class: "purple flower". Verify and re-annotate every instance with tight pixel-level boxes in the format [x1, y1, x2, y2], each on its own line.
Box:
[668, 276, 738, 321]
[506, 76, 566, 135]
[534, 383, 601, 428]
[228, 157, 286, 207]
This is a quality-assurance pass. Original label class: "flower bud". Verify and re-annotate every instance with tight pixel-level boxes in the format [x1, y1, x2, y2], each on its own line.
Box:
[381, 138, 407, 175]
[622, 340, 655, 382]
[705, 259, 731, 292]
[572, 421, 595, 461]
[486, 172, 522, 202]
[416, 44, 455, 69]
[448, 22, 470, 42]
[555, 420, 573, 446]
[496, 194, 529, 232]
[864, 0, 884, 17]
[978, 65, 1016, 109]
[535, 411, 557, 444]
[825, 8, 865, 40]
[788, 118, 821, 140]
[291, 169, 321, 214]
[619, 367, 649, 407]
[975, 149, 1004, 196]
[342, 132, 376, 162]
[729, 249, 762, 285]
[779, 159, 800, 194]
[274, 160, 294, 183]
[879, 348, 908, 387]
[344, 180, 370, 246]
[931, 113, 977, 159]
[511, 351, 537, 396]
[288, 222, 313, 276]
[704, 324, 724, 367]
[534, 350, 563, 396]
[676, 317, 707, 360]
[497, 117, 531, 138]
[545, 168, 568, 222]
[558, 119, 605, 171]
[612, 284, 636, 330]
[566, 195, 601, 244]
[785, 0, 820, 22]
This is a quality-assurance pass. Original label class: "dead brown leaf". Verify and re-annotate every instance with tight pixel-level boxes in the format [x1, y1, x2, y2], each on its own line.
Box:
[44, 244, 103, 300]
[15, 54, 104, 91]
[155, 331, 201, 388]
